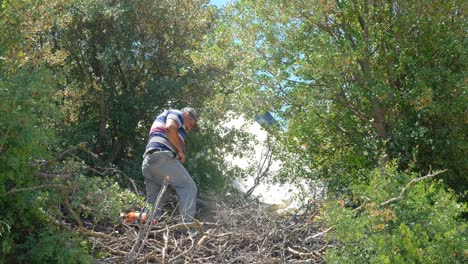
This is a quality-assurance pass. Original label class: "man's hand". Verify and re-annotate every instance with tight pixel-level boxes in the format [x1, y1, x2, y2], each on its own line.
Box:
[166, 119, 186, 163]
[177, 151, 186, 164]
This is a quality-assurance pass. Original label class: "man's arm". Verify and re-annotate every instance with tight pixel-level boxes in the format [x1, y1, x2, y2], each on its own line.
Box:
[165, 119, 186, 163]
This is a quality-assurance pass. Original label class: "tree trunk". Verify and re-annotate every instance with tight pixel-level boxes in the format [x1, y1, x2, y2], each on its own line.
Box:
[96, 86, 107, 154]
[359, 58, 391, 164]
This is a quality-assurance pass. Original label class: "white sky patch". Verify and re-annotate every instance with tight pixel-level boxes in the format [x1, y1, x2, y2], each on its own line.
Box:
[223, 115, 314, 208]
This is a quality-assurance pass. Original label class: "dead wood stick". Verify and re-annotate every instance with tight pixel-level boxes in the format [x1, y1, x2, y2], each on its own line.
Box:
[286, 246, 321, 258]
[304, 227, 334, 243]
[63, 197, 84, 229]
[137, 254, 163, 263]
[55, 142, 87, 161]
[86, 230, 112, 239]
[128, 176, 169, 262]
[2, 184, 68, 196]
[51, 218, 72, 231]
[196, 234, 210, 247]
[162, 226, 170, 263]
[137, 177, 171, 254]
[91, 237, 128, 256]
[41, 142, 87, 168]
[380, 169, 447, 206]
[193, 256, 216, 262]
[139, 245, 162, 263]
[151, 219, 204, 234]
[196, 230, 233, 247]
[258, 226, 274, 253]
[317, 244, 333, 253]
[289, 259, 320, 264]
[34, 172, 72, 180]
[168, 237, 195, 264]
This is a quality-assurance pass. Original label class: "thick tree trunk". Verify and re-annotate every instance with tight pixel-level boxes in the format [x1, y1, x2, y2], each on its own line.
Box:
[96, 87, 107, 154]
[90, 19, 107, 154]
[359, 58, 391, 164]
[108, 141, 123, 163]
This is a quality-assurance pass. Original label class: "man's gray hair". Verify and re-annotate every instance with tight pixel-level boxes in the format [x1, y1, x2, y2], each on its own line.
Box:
[181, 107, 198, 121]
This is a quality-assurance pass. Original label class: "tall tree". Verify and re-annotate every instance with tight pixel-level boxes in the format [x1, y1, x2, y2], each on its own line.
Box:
[1, 0, 94, 262]
[202, 0, 467, 194]
[49, 0, 215, 163]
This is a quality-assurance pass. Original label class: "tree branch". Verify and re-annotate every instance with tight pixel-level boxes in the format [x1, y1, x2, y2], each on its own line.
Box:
[128, 176, 170, 262]
[39, 142, 88, 169]
[3, 184, 68, 196]
[245, 139, 274, 198]
[34, 172, 72, 180]
[380, 169, 448, 206]
[63, 197, 84, 229]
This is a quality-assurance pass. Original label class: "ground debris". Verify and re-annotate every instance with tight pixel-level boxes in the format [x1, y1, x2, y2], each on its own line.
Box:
[89, 199, 329, 263]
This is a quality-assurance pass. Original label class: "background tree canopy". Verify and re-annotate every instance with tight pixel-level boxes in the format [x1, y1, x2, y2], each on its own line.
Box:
[201, 0, 466, 195]
[0, 0, 466, 262]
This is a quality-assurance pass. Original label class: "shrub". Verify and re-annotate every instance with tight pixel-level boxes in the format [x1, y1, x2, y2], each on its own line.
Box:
[18, 228, 92, 264]
[324, 164, 467, 263]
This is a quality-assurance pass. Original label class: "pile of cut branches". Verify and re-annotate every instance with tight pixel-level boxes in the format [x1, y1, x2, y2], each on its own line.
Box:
[89, 198, 330, 263]
[25, 142, 330, 263]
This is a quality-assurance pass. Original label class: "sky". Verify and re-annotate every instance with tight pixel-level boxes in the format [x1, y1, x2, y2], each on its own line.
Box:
[223, 116, 320, 209]
[210, 0, 231, 7]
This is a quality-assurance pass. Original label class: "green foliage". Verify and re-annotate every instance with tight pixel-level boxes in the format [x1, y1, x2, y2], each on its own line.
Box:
[1, 1, 94, 261]
[0, 67, 95, 261]
[1, 0, 466, 262]
[324, 164, 467, 263]
[19, 228, 92, 264]
[185, 113, 258, 195]
[47, 0, 217, 164]
[0, 39, 63, 264]
[201, 0, 467, 197]
[71, 173, 145, 224]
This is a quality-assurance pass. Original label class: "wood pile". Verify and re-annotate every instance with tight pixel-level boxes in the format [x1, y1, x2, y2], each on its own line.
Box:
[89, 199, 331, 263]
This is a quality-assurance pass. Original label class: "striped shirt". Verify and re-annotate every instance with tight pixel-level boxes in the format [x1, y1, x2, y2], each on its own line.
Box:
[145, 110, 186, 155]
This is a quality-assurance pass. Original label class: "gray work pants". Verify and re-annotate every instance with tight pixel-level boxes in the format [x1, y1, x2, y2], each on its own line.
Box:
[142, 151, 197, 223]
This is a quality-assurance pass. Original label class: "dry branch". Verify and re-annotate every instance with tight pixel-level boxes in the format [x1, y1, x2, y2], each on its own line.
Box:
[63, 197, 84, 229]
[54, 142, 88, 163]
[82, 197, 329, 263]
[38, 142, 88, 169]
[128, 176, 170, 262]
[304, 227, 334, 243]
[34, 172, 72, 179]
[380, 169, 447, 206]
[3, 184, 68, 196]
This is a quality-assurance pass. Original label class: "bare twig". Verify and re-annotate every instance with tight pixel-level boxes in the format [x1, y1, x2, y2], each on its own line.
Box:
[128, 176, 170, 262]
[245, 137, 274, 198]
[168, 235, 195, 264]
[34, 172, 72, 180]
[63, 197, 84, 229]
[3, 184, 68, 196]
[304, 227, 334, 243]
[151, 220, 203, 234]
[84, 196, 328, 263]
[162, 226, 169, 263]
[287, 246, 321, 258]
[41, 142, 87, 168]
[380, 169, 447, 206]
[69, 153, 142, 195]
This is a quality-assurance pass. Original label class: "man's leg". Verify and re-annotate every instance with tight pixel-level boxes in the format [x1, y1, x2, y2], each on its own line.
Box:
[172, 171, 197, 223]
[142, 153, 171, 219]
[144, 177, 172, 219]
[158, 159, 197, 223]
[143, 152, 197, 223]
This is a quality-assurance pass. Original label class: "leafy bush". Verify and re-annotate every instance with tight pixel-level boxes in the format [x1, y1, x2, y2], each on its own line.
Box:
[324, 164, 467, 263]
[0, 67, 142, 261]
[69, 174, 145, 225]
[18, 228, 92, 264]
